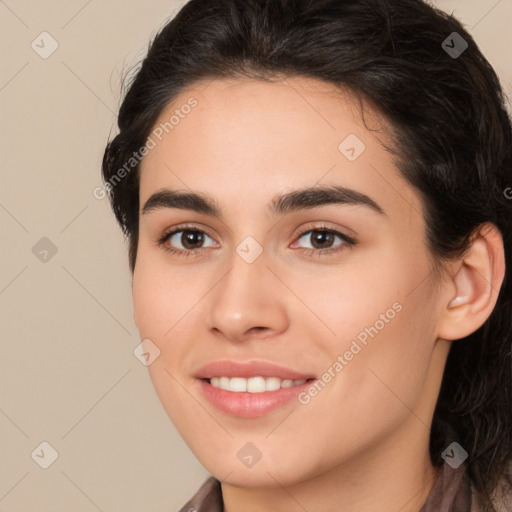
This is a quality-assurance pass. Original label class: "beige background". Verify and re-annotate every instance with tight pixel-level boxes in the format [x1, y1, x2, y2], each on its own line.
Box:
[1, 1, 511, 510]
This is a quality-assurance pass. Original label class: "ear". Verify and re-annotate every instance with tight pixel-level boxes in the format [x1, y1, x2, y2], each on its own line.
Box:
[437, 223, 506, 341]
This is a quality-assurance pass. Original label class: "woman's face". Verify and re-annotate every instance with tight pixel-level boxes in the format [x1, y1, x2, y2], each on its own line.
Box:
[133, 77, 448, 487]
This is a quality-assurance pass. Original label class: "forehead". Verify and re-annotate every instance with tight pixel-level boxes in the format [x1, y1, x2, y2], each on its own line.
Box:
[138, 76, 422, 223]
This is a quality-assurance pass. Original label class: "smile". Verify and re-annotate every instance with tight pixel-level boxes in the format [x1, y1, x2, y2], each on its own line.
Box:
[208, 376, 307, 393]
[195, 360, 317, 417]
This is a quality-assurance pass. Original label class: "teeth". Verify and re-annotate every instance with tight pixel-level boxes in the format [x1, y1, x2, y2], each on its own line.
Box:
[230, 377, 247, 392]
[208, 376, 307, 392]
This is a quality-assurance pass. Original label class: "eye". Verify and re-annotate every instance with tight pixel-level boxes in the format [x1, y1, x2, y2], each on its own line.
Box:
[291, 225, 356, 257]
[157, 224, 217, 256]
[156, 223, 356, 258]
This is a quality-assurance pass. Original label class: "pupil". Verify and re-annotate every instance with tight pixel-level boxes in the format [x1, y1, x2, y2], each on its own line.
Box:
[183, 230, 203, 249]
[312, 231, 332, 249]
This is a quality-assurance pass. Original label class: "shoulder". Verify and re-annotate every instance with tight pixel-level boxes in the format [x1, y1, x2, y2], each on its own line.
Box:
[488, 459, 512, 512]
[470, 459, 512, 512]
[176, 476, 223, 512]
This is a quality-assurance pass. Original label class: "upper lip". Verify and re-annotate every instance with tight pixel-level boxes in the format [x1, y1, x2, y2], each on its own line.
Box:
[195, 360, 316, 380]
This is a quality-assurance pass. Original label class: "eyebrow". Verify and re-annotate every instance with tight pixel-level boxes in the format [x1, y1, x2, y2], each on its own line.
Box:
[141, 185, 385, 217]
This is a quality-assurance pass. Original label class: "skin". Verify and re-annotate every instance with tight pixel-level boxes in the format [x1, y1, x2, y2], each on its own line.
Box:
[132, 76, 505, 512]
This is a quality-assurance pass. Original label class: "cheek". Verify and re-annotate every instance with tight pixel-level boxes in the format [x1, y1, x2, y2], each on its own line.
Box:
[296, 243, 437, 397]
[287, 248, 414, 342]
[132, 258, 208, 392]
[132, 255, 194, 339]
[132, 266, 164, 336]
[132, 262, 202, 427]
[327, 281, 437, 431]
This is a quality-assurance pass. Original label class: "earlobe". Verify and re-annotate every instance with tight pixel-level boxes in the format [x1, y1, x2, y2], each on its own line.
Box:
[437, 223, 505, 341]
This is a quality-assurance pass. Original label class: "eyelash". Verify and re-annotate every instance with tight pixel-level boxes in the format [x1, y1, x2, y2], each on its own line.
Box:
[156, 223, 356, 258]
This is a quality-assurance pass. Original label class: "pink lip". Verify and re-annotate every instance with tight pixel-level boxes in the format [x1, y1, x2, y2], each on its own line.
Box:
[195, 360, 316, 418]
[197, 379, 314, 418]
[195, 360, 315, 380]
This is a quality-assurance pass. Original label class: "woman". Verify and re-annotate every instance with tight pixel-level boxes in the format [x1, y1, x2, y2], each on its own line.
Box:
[101, 0, 512, 510]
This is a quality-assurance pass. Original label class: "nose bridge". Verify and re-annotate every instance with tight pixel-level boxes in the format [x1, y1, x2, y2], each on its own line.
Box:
[218, 241, 270, 309]
[220, 222, 270, 290]
[205, 240, 287, 338]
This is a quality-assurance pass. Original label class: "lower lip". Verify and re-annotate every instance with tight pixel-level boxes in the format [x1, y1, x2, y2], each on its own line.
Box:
[198, 378, 315, 418]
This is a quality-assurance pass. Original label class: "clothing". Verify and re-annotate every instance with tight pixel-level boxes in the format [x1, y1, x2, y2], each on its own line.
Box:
[176, 421, 512, 512]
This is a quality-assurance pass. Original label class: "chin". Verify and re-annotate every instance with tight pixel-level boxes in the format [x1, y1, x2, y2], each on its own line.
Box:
[196, 444, 314, 488]
[211, 464, 302, 488]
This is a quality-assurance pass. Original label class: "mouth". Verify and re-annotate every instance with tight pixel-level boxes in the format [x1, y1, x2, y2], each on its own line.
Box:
[205, 376, 311, 393]
[194, 360, 317, 417]
[197, 377, 316, 417]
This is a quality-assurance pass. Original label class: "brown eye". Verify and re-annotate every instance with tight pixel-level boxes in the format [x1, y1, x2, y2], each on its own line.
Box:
[294, 228, 354, 256]
[177, 230, 205, 250]
[305, 230, 337, 250]
[157, 225, 217, 256]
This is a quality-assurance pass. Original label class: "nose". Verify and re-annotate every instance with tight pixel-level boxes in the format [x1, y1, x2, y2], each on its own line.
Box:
[205, 248, 289, 343]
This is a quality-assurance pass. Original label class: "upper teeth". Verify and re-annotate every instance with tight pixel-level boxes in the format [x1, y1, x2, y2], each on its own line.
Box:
[209, 376, 307, 393]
